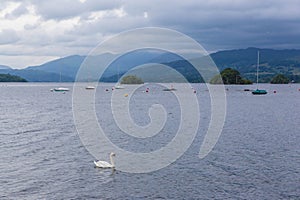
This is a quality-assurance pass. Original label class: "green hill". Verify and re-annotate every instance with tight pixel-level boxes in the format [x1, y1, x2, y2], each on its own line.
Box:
[121, 75, 144, 84]
[270, 74, 290, 84]
[210, 68, 252, 84]
[0, 74, 27, 82]
[210, 47, 300, 83]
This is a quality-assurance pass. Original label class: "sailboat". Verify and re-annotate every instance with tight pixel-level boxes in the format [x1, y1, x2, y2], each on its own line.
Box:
[115, 84, 125, 89]
[115, 65, 125, 89]
[85, 72, 96, 90]
[85, 85, 95, 90]
[53, 72, 70, 92]
[53, 87, 70, 92]
[85, 74, 95, 90]
[163, 84, 176, 91]
[252, 51, 267, 95]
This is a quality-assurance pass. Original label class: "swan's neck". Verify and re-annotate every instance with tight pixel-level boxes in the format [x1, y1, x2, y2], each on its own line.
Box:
[110, 155, 115, 167]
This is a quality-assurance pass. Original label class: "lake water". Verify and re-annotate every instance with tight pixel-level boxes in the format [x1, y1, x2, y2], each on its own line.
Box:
[0, 83, 299, 199]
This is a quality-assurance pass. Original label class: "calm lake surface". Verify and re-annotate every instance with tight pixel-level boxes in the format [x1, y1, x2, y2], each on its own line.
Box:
[0, 83, 299, 199]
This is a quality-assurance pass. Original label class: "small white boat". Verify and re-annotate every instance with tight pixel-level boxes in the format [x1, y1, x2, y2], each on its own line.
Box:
[52, 73, 70, 92]
[115, 84, 125, 89]
[163, 85, 176, 91]
[53, 87, 70, 92]
[85, 86, 95, 90]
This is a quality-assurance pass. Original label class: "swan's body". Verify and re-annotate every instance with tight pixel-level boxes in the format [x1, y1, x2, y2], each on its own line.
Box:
[94, 152, 115, 168]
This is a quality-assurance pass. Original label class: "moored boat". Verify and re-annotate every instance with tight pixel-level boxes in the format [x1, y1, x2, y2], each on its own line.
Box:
[85, 86, 95, 90]
[53, 87, 70, 92]
[252, 89, 267, 95]
[252, 51, 267, 95]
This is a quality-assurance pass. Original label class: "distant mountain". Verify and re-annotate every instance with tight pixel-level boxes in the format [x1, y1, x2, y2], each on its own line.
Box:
[149, 52, 185, 63]
[26, 55, 86, 81]
[2, 47, 300, 82]
[157, 47, 300, 83]
[0, 65, 11, 70]
[101, 50, 187, 82]
[23, 49, 185, 82]
[124, 62, 203, 83]
[0, 69, 73, 82]
[210, 47, 300, 82]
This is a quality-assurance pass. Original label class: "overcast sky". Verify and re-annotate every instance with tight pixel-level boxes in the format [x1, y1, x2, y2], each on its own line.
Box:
[1, 0, 300, 68]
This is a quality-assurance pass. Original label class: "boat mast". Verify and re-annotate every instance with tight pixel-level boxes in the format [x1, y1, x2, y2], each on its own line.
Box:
[256, 51, 259, 89]
[117, 65, 120, 84]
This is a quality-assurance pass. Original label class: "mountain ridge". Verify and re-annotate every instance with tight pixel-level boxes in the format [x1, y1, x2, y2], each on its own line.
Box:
[1, 47, 300, 82]
[0, 65, 11, 70]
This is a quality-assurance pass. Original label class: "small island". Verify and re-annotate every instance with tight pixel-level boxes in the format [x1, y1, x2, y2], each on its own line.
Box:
[210, 68, 252, 84]
[0, 74, 27, 82]
[270, 74, 290, 84]
[120, 75, 144, 84]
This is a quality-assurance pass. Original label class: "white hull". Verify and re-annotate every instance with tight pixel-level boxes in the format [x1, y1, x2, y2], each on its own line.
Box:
[53, 87, 70, 92]
[85, 86, 95, 90]
[115, 85, 125, 89]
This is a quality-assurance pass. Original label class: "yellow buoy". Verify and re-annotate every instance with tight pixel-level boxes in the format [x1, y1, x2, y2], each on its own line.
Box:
[124, 93, 128, 97]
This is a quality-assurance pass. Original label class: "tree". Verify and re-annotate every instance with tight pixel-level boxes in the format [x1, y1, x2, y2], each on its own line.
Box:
[120, 75, 144, 84]
[0, 74, 27, 82]
[210, 68, 252, 84]
[270, 74, 290, 84]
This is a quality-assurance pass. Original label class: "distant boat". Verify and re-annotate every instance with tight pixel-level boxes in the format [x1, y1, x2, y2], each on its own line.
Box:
[163, 85, 176, 91]
[252, 89, 267, 95]
[252, 51, 267, 95]
[53, 87, 70, 92]
[115, 84, 125, 89]
[51, 73, 70, 92]
[115, 65, 125, 89]
[85, 74, 96, 90]
[163, 88, 176, 91]
[85, 86, 95, 90]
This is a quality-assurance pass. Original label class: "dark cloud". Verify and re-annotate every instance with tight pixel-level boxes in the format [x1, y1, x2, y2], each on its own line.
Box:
[133, 0, 300, 50]
[1, 0, 300, 68]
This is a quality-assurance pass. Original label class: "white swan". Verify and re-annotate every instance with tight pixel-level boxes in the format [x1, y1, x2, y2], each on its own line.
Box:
[94, 152, 116, 168]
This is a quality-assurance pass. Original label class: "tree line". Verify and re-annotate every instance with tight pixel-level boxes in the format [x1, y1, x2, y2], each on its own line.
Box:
[0, 74, 27, 82]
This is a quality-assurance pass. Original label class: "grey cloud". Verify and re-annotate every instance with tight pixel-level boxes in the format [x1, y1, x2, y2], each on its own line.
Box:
[0, 29, 19, 45]
[127, 0, 300, 50]
[30, 0, 122, 20]
[24, 23, 39, 30]
[4, 2, 29, 19]
[4, 0, 300, 51]
[71, 15, 147, 36]
[1, 0, 300, 69]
